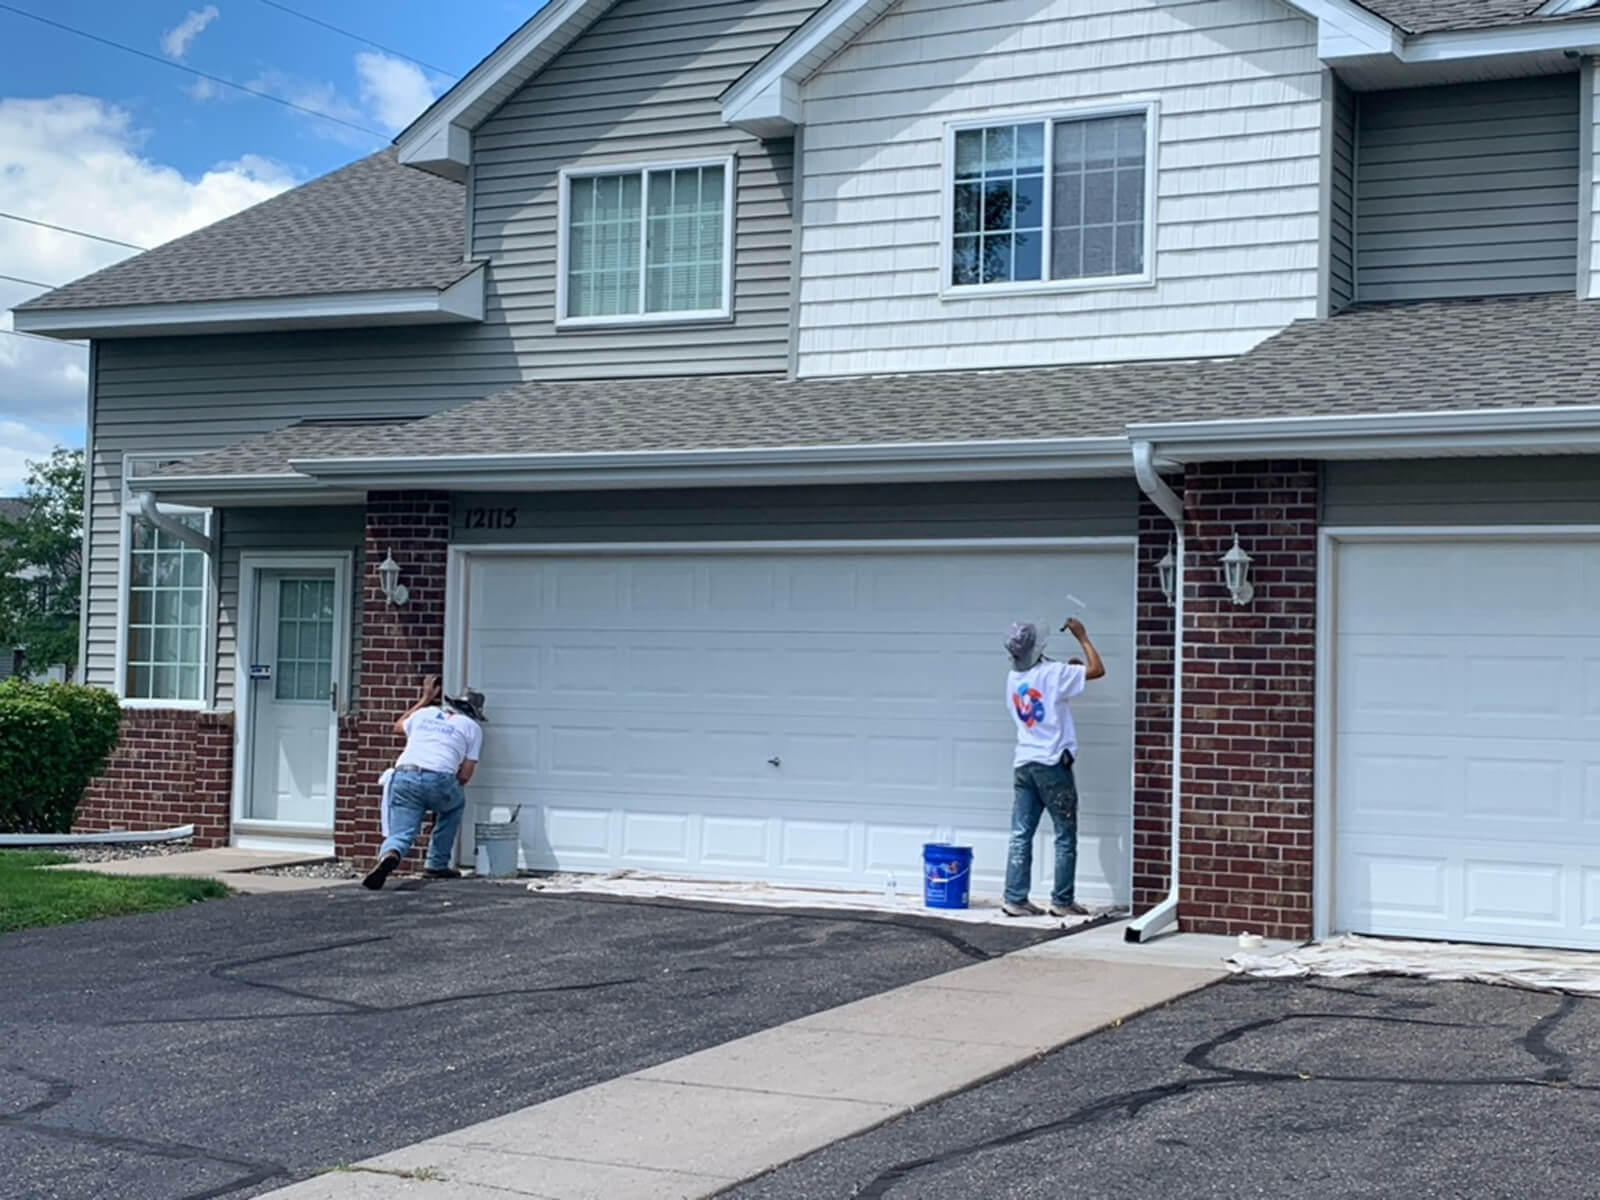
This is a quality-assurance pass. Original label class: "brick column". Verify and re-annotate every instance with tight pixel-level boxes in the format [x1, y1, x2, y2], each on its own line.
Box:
[1132, 492, 1176, 914]
[335, 491, 451, 866]
[1178, 462, 1318, 940]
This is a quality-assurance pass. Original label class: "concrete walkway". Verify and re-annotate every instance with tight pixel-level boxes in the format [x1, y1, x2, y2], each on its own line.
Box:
[263, 922, 1267, 1199]
[50, 848, 350, 894]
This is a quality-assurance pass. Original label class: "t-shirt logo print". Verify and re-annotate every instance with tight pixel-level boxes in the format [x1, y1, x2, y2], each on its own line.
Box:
[1012, 683, 1045, 728]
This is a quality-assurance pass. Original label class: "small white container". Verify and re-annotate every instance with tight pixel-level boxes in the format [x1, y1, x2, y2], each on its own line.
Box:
[1237, 932, 1265, 951]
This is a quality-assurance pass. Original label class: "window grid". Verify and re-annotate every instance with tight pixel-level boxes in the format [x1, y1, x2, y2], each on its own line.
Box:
[274, 577, 335, 702]
[125, 513, 207, 702]
[949, 110, 1149, 289]
[564, 161, 728, 320]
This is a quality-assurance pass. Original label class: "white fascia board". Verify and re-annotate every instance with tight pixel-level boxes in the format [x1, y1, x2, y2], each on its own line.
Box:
[12, 266, 485, 340]
[1400, 15, 1600, 61]
[142, 474, 365, 507]
[721, 0, 896, 133]
[394, 0, 603, 178]
[1280, 0, 1401, 59]
[291, 437, 1134, 491]
[1127, 405, 1600, 461]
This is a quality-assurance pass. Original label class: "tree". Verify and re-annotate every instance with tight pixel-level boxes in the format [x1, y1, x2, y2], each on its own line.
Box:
[0, 448, 83, 679]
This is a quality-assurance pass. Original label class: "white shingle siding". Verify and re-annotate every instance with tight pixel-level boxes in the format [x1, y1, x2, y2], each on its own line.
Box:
[794, 0, 1324, 375]
[1588, 59, 1600, 297]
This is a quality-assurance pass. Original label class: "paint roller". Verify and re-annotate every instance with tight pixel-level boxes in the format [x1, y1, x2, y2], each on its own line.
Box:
[1058, 592, 1089, 633]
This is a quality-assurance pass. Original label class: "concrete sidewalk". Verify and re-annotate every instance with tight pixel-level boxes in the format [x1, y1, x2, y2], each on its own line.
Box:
[262, 922, 1264, 1200]
[49, 848, 350, 894]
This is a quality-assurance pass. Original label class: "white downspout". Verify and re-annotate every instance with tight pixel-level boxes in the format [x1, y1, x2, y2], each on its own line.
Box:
[125, 491, 216, 558]
[1127, 441, 1183, 944]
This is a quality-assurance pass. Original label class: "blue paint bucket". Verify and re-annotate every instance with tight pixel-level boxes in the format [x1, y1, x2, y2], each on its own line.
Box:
[922, 843, 973, 910]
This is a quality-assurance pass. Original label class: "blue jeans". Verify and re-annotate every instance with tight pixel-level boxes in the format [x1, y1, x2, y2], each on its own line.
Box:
[380, 769, 465, 871]
[1004, 759, 1079, 907]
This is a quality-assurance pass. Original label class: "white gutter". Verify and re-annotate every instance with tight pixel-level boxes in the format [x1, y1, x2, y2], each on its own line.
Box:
[1126, 441, 1183, 945]
[1126, 404, 1600, 463]
[125, 492, 216, 558]
[291, 436, 1137, 491]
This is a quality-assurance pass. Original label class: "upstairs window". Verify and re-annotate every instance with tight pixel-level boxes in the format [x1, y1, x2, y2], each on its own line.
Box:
[947, 107, 1154, 292]
[559, 158, 734, 324]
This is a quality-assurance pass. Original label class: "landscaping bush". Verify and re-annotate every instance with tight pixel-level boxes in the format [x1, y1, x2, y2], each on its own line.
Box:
[0, 682, 122, 834]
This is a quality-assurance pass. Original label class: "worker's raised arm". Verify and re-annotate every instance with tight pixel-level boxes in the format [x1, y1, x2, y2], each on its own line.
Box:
[1063, 618, 1106, 681]
[393, 674, 443, 736]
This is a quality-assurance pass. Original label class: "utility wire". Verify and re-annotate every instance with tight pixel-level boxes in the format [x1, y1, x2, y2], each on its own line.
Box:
[0, 211, 146, 251]
[0, 2, 388, 140]
[257, 0, 459, 79]
[0, 272, 59, 290]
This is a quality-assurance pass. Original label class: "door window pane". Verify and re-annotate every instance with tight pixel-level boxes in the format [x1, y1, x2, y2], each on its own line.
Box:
[274, 576, 336, 702]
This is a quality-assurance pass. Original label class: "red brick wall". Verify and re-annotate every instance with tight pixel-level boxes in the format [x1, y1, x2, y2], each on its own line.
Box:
[335, 491, 451, 866]
[75, 709, 233, 847]
[1178, 461, 1318, 940]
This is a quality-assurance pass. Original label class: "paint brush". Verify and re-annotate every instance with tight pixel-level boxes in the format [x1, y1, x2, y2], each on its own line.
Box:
[1059, 593, 1088, 632]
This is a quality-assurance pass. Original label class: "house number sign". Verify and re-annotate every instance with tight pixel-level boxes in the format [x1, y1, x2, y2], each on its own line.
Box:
[462, 507, 518, 530]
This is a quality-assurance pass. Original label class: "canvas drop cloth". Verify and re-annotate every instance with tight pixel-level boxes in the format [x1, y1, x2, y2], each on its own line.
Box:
[1229, 933, 1600, 996]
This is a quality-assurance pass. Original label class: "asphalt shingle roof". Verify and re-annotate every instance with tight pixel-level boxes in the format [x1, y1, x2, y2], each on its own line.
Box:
[1358, 0, 1597, 33]
[148, 294, 1600, 484]
[17, 152, 473, 312]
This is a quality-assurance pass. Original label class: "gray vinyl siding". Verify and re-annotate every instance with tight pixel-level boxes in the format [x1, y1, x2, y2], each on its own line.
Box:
[1355, 75, 1580, 303]
[1330, 75, 1356, 313]
[86, 326, 520, 699]
[470, 0, 813, 379]
[1323, 457, 1600, 526]
[216, 507, 364, 709]
[450, 480, 1139, 544]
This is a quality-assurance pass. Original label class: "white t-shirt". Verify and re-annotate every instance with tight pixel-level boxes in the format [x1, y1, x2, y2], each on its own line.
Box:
[399, 707, 484, 774]
[1006, 659, 1087, 768]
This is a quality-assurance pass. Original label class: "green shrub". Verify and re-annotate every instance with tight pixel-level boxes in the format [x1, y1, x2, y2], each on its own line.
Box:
[0, 682, 122, 834]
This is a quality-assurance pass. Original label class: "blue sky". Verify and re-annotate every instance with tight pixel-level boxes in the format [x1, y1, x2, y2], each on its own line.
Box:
[0, 0, 540, 492]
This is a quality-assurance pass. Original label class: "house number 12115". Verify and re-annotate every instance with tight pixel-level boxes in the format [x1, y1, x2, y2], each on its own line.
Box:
[463, 507, 518, 529]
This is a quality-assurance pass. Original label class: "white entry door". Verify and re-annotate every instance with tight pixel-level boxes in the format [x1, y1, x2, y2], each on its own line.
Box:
[1333, 537, 1600, 950]
[243, 566, 346, 830]
[457, 544, 1135, 905]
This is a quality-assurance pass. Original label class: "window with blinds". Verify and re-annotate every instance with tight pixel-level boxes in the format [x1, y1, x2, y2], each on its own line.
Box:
[562, 159, 732, 322]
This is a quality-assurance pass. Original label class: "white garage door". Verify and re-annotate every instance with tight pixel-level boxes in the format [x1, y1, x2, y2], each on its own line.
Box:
[1334, 538, 1600, 950]
[458, 544, 1134, 905]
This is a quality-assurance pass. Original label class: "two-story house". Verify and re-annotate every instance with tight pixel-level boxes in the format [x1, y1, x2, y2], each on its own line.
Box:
[15, 0, 1600, 949]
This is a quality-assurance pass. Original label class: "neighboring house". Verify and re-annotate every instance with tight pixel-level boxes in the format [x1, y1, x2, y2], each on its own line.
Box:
[0, 498, 67, 684]
[13, 0, 1600, 948]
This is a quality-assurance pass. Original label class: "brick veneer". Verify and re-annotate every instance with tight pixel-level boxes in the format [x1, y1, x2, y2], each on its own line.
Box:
[334, 491, 451, 867]
[75, 709, 233, 846]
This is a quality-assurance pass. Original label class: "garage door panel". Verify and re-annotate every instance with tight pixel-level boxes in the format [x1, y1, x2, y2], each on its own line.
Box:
[1336, 539, 1600, 949]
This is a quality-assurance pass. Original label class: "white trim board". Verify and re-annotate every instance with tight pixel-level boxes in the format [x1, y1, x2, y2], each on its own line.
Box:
[14, 268, 486, 340]
[230, 552, 353, 844]
[1312, 523, 1600, 940]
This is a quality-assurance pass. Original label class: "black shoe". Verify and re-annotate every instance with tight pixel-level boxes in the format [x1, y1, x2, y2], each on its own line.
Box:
[1002, 899, 1045, 917]
[362, 853, 400, 891]
[422, 867, 462, 879]
[1050, 901, 1091, 917]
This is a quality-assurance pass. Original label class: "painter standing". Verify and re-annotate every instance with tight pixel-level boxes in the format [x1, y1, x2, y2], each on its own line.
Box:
[1001, 618, 1105, 917]
[363, 675, 487, 891]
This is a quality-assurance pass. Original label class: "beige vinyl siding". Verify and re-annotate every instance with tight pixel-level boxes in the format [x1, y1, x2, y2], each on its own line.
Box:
[470, 0, 814, 378]
[86, 325, 519, 699]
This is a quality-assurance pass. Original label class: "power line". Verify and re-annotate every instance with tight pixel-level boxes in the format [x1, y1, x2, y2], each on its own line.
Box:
[0, 272, 58, 290]
[0, 2, 388, 140]
[257, 0, 459, 79]
[0, 211, 147, 251]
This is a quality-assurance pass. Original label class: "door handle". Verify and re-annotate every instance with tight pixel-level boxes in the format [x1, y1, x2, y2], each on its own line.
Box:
[767, 755, 781, 767]
[330, 681, 339, 713]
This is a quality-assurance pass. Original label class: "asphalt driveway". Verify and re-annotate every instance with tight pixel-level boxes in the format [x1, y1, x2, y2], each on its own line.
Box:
[729, 973, 1600, 1199]
[0, 881, 1053, 1200]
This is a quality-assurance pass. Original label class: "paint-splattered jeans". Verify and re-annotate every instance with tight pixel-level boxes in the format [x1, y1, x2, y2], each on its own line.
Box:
[1004, 759, 1079, 907]
[380, 769, 465, 871]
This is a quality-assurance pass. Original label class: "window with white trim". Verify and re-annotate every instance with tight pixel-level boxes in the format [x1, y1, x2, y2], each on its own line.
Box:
[949, 109, 1152, 289]
[122, 457, 211, 704]
[560, 159, 733, 322]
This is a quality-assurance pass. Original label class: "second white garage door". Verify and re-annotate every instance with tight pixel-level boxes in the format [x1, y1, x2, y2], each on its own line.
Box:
[1334, 537, 1600, 950]
[457, 543, 1135, 905]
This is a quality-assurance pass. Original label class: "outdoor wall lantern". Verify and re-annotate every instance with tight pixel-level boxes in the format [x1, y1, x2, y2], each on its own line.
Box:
[1156, 543, 1177, 607]
[1219, 532, 1254, 606]
[377, 550, 410, 607]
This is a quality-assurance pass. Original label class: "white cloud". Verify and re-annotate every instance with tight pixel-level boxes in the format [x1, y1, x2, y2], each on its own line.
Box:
[355, 51, 440, 134]
[246, 68, 374, 147]
[161, 5, 220, 61]
[0, 95, 296, 464]
[0, 419, 62, 495]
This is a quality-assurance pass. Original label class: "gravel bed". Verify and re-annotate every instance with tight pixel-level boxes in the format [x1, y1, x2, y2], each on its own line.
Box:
[249, 860, 361, 879]
[57, 839, 197, 864]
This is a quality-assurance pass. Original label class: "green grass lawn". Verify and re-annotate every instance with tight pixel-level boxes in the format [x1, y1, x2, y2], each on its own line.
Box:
[0, 850, 230, 934]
